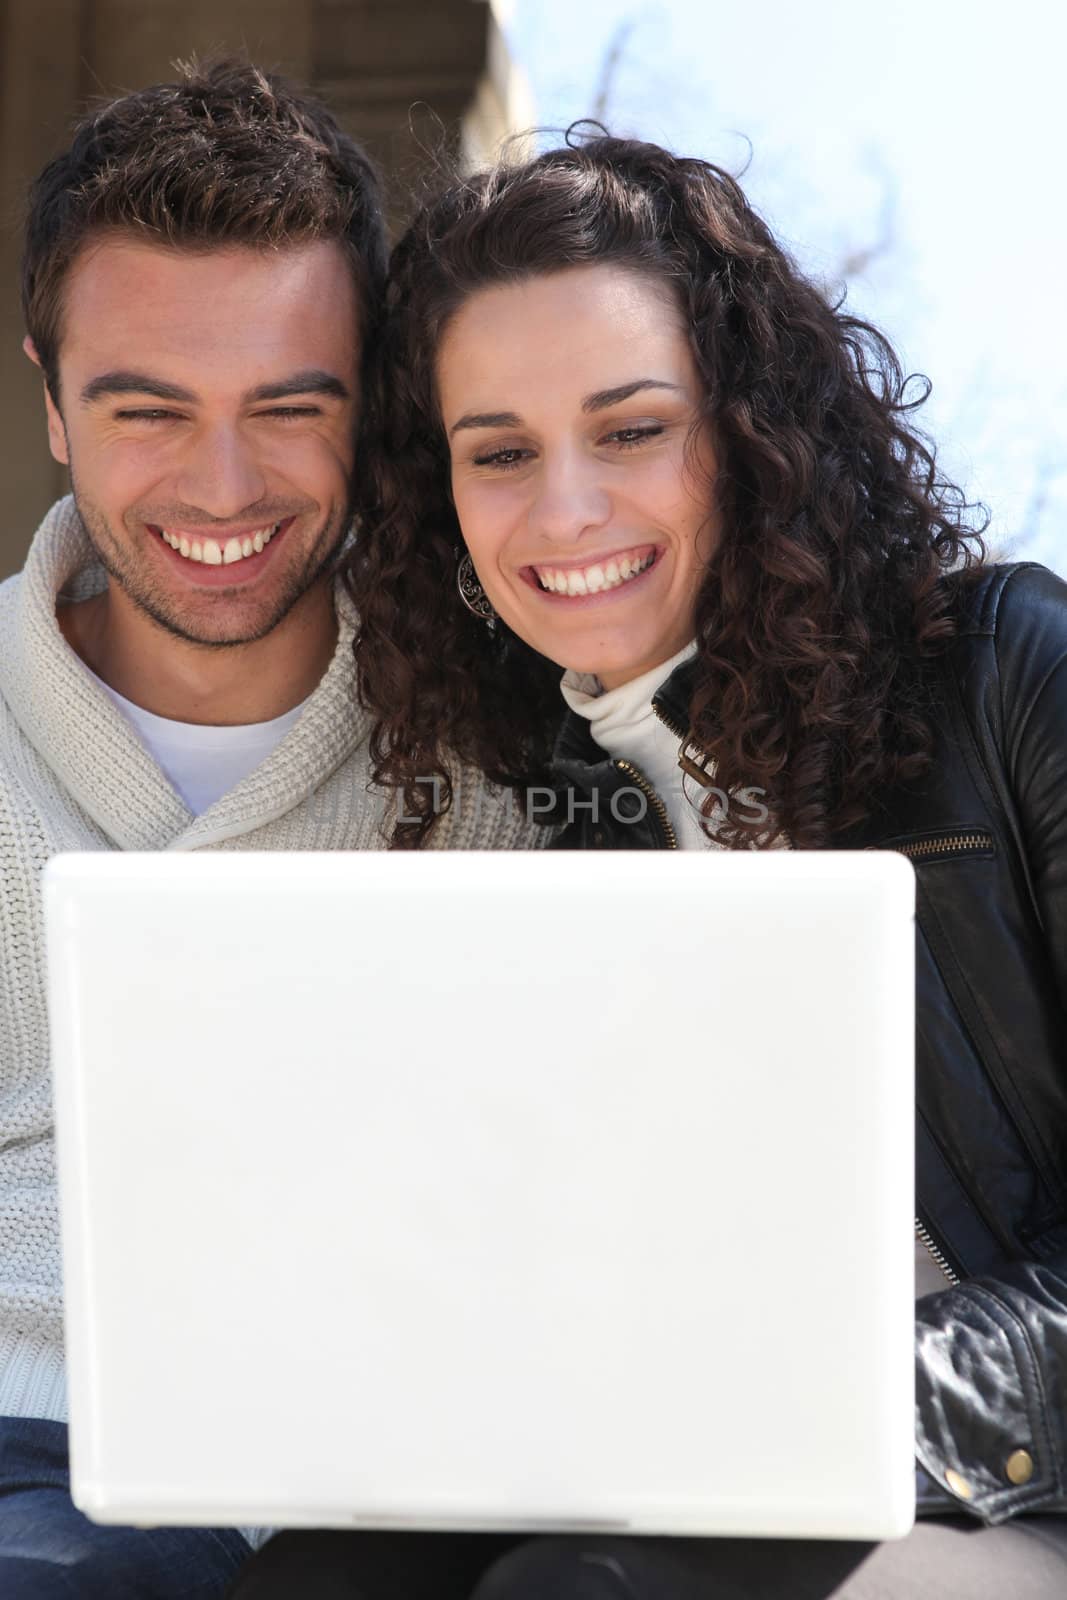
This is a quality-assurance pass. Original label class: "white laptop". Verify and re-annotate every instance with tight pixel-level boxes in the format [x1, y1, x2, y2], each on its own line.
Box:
[44, 850, 915, 1541]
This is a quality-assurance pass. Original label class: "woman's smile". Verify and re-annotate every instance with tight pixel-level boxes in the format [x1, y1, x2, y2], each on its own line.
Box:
[522, 543, 661, 599]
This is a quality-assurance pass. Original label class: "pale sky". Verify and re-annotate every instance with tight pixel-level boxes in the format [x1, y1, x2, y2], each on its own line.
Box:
[505, 0, 1067, 573]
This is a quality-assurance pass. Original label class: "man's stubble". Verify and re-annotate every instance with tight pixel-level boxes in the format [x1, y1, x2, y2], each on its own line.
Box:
[68, 466, 351, 651]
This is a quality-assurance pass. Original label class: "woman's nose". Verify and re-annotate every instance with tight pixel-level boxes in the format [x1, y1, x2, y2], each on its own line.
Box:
[527, 452, 611, 545]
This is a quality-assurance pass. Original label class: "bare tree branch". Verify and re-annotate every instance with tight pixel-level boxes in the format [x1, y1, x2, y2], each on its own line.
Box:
[838, 150, 898, 278]
[592, 19, 638, 124]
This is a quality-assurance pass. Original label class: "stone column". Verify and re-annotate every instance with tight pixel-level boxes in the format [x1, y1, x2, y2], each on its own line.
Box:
[0, 0, 84, 575]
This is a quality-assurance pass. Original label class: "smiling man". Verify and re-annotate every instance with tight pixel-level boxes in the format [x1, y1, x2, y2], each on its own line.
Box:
[42, 235, 361, 749]
[0, 58, 538, 1600]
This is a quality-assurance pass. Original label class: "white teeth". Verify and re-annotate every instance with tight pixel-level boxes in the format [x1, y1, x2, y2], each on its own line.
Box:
[161, 521, 281, 565]
[536, 552, 654, 596]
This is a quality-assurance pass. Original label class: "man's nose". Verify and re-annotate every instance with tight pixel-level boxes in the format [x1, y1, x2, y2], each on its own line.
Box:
[528, 451, 611, 546]
[173, 425, 268, 520]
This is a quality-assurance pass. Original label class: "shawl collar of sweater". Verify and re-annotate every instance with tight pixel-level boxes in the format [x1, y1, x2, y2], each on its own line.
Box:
[0, 497, 373, 852]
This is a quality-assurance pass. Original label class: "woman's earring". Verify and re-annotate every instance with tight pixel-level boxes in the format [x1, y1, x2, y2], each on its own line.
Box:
[456, 552, 498, 630]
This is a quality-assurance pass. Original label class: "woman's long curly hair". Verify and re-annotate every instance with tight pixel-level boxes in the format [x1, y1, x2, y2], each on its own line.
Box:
[347, 130, 988, 848]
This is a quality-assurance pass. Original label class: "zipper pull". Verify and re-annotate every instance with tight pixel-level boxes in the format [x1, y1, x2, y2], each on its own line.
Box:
[679, 744, 718, 787]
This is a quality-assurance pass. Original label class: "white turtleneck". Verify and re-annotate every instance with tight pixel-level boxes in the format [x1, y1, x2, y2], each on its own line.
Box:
[560, 642, 720, 850]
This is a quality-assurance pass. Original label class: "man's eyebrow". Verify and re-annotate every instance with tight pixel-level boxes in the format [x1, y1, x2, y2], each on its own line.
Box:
[244, 370, 351, 404]
[449, 410, 522, 437]
[581, 379, 682, 413]
[80, 372, 197, 405]
[78, 368, 351, 407]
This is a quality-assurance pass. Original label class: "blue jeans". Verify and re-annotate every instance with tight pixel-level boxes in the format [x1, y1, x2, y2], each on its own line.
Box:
[0, 1416, 250, 1598]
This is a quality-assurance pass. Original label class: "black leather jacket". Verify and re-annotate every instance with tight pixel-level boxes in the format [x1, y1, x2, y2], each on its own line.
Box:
[544, 562, 1067, 1524]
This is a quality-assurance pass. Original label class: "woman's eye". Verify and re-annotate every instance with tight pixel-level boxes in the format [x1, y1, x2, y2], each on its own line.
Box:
[605, 424, 665, 449]
[471, 447, 530, 471]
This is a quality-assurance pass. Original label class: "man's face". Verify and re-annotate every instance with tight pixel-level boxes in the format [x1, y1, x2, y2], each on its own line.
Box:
[40, 235, 361, 646]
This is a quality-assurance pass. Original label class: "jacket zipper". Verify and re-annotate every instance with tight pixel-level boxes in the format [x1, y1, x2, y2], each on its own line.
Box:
[889, 832, 994, 862]
[655, 707, 998, 870]
[915, 1217, 961, 1286]
[612, 760, 678, 849]
[652, 701, 687, 741]
[891, 831, 989, 1289]
[652, 701, 720, 788]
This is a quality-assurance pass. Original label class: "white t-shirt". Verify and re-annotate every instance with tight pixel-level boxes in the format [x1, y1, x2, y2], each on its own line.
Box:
[85, 666, 310, 816]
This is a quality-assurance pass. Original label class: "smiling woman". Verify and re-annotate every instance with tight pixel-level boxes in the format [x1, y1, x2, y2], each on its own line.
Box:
[323, 127, 1067, 1600]
[347, 130, 988, 853]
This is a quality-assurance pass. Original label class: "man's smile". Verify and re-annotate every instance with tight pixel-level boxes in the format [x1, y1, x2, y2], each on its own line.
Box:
[144, 516, 298, 583]
[151, 520, 284, 565]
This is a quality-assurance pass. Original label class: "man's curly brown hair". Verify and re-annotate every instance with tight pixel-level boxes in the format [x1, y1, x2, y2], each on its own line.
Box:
[347, 129, 988, 849]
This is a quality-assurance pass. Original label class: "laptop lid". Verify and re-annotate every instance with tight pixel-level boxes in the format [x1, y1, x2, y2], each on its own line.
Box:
[45, 850, 915, 1540]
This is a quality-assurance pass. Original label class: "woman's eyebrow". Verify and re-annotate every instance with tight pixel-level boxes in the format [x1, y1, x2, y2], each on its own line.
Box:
[449, 380, 682, 437]
[450, 410, 521, 436]
[581, 379, 681, 413]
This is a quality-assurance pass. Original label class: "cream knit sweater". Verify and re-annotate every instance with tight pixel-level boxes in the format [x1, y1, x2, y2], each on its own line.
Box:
[0, 498, 541, 1423]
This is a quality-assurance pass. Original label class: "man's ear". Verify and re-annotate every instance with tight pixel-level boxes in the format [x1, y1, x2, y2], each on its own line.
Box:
[23, 335, 69, 467]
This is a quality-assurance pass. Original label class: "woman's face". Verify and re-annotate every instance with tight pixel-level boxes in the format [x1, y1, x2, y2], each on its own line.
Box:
[437, 264, 719, 688]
